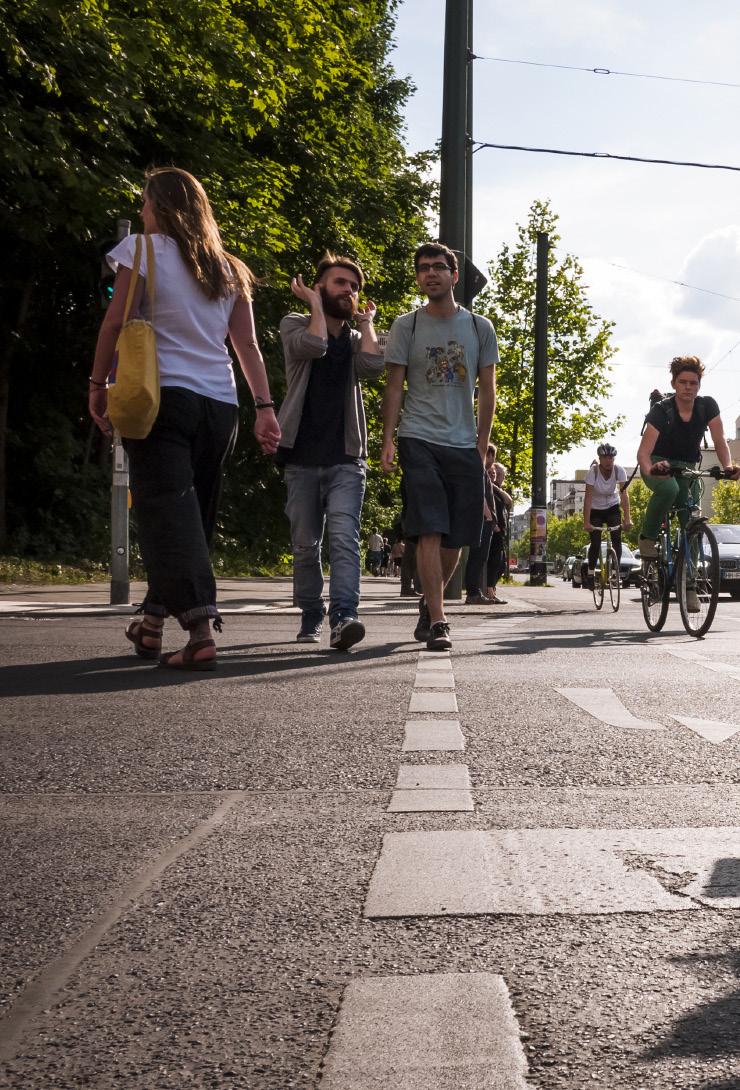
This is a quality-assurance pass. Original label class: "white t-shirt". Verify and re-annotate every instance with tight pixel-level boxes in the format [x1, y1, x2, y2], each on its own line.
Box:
[107, 234, 239, 405]
[585, 463, 627, 509]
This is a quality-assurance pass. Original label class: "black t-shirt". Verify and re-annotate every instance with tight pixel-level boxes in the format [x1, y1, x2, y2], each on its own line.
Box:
[647, 394, 719, 463]
[277, 326, 357, 467]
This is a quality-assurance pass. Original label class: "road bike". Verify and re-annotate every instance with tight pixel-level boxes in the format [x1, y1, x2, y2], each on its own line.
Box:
[640, 466, 731, 637]
[588, 523, 622, 613]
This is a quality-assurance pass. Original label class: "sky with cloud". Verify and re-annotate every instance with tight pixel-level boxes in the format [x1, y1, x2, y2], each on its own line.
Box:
[389, 0, 740, 484]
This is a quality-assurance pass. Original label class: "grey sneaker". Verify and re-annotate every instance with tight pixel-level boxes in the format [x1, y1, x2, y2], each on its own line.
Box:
[686, 589, 700, 613]
[465, 592, 491, 605]
[297, 612, 324, 643]
[427, 620, 452, 651]
[330, 616, 366, 651]
[413, 598, 431, 642]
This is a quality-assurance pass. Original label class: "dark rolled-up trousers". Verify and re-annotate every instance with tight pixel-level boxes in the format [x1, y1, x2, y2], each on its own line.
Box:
[124, 386, 238, 629]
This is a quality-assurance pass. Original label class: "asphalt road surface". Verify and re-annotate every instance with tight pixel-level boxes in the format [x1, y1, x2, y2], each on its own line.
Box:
[1, 574, 739, 1089]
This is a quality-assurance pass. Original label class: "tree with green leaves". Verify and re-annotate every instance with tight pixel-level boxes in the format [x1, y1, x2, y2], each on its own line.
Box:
[710, 480, 740, 524]
[1, 0, 434, 564]
[475, 200, 622, 497]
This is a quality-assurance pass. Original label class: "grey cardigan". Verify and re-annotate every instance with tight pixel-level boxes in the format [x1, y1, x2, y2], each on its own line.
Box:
[277, 313, 385, 460]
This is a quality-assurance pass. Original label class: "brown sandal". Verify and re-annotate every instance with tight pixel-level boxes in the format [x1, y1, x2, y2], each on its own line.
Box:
[125, 619, 163, 660]
[158, 638, 217, 672]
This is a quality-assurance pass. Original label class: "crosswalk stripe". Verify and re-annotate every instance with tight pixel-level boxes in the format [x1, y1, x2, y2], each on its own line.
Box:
[401, 720, 465, 751]
[671, 715, 740, 744]
[409, 691, 458, 713]
[319, 974, 529, 1089]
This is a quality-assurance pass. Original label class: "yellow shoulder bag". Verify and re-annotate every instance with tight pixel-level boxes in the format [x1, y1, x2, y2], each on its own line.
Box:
[108, 234, 160, 439]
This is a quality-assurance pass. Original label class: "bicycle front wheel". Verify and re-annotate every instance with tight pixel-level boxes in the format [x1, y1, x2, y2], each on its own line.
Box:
[677, 522, 719, 637]
[607, 547, 621, 612]
[592, 564, 604, 610]
[641, 559, 669, 631]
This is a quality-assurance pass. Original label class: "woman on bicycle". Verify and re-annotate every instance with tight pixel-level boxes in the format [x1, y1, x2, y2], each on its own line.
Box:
[637, 356, 740, 562]
[583, 443, 632, 582]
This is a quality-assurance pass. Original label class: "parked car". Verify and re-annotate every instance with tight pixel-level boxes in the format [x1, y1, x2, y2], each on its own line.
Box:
[711, 524, 740, 599]
[562, 555, 577, 580]
[573, 542, 641, 588]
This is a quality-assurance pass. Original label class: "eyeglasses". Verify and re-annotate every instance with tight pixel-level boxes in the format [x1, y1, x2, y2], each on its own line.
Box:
[417, 261, 452, 274]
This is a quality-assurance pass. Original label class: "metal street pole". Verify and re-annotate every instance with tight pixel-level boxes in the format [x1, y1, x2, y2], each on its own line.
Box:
[440, 0, 470, 599]
[110, 217, 131, 605]
[529, 232, 549, 586]
[439, 0, 468, 305]
[464, 0, 474, 310]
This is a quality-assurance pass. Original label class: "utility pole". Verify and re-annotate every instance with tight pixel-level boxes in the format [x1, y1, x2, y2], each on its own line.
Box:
[529, 232, 549, 586]
[110, 218, 131, 606]
[439, 0, 469, 304]
[464, 0, 474, 309]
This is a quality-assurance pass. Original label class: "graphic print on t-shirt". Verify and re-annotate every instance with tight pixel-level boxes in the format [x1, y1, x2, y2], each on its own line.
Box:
[425, 340, 468, 386]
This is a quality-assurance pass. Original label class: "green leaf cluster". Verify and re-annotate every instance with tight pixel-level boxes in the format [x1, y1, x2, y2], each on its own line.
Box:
[476, 200, 622, 497]
[0, 0, 435, 561]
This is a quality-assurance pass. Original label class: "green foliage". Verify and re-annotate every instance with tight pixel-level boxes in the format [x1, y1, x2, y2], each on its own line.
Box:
[1, 0, 435, 560]
[623, 478, 650, 546]
[548, 513, 588, 560]
[710, 480, 740, 524]
[476, 201, 622, 497]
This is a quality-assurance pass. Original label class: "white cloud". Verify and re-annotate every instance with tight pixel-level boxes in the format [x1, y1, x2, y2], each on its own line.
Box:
[678, 227, 740, 330]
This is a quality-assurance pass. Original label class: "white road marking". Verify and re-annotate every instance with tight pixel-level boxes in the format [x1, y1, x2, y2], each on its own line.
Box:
[415, 656, 454, 671]
[414, 672, 455, 689]
[319, 973, 529, 1090]
[672, 715, 740, 744]
[409, 691, 458, 714]
[556, 687, 664, 731]
[387, 789, 474, 813]
[389, 764, 473, 811]
[402, 720, 465, 752]
[396, 765, 470, 789]
[365, 827, 740, 917]
[664, 645, 740, 681]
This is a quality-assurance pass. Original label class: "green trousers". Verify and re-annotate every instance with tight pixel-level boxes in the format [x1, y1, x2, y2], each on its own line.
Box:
[640, 458, 699, 540]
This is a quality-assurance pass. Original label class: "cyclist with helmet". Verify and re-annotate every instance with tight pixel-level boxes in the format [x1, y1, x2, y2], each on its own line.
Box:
[583, 443, 632, 582]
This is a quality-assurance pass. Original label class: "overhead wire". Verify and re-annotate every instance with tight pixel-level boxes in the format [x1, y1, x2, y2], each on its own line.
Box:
[472, 142, 740, 173]
[470, 54, 740, 91]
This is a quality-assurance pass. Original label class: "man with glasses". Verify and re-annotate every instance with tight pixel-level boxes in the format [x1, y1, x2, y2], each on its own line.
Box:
[381, 243, 498, 650]
[277, 253, 384, 649]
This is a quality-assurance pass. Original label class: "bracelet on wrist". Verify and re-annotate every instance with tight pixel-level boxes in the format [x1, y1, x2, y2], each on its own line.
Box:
[89, 377, 108, 388]
[255, 401, 275, 410]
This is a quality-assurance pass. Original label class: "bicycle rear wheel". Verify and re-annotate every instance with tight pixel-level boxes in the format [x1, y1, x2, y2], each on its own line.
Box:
[677, 521, 719, 637]
[607, 547, 620, 612]
[641, 559, 669, 631]
[592, 563, 604, 610]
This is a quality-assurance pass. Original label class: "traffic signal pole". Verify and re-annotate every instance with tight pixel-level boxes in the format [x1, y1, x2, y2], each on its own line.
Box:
[110, 218, 131, 606]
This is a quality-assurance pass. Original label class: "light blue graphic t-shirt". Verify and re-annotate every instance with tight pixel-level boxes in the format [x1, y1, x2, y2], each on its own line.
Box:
[385, 307, 499, 447]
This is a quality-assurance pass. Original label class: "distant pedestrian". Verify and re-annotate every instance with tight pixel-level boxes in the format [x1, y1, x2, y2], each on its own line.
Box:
[277, 253, 384, 649]
[380, 537, 391, 576]
[381, 242, 498, 650]
[486, 462, 512, 603]
[366, 529, 384, 576]
[389, 538, 405, 577]
[464, 444, 497, 603]
[89, 167, 280, 671]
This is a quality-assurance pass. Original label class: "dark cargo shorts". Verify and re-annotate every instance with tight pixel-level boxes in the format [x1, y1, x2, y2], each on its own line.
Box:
[398, 436, 484, 549]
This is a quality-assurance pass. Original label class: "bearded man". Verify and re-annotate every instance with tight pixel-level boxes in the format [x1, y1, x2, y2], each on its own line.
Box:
[277, 253, 384, 650]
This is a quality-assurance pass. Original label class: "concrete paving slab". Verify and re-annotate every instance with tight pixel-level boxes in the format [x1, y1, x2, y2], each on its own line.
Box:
[555, 687, 664, 731]
[396, 765, 470, 789]
[319, 973, 529, 1090]
[364, 828, 740, 917]
[415, 656, 454, 671]
[408, 691, 458, 713]
[414, 672, 455, 688]
[387, 789, 475, 812]
[417, 650, 450, 659]
[672, 714, 740, 744]
[401, 720, 465, 751]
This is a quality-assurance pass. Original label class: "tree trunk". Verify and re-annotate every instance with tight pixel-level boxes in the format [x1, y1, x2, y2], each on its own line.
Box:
[0, 277, 34, 549]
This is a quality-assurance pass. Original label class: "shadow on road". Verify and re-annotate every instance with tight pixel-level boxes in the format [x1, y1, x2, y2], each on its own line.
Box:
[479, 627, 672, 655]
[643, 944, 740, 1070]
[0, 641, 420, 698]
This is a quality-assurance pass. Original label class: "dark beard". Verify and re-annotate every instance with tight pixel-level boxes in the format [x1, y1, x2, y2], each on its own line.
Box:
[320, 286, 355, 321]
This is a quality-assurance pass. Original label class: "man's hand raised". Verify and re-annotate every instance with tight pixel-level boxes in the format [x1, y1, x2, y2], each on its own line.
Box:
[290, 274, 323, 311]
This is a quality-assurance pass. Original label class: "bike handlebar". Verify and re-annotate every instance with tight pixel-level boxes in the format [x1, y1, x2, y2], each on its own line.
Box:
[652, 466, 736, 480]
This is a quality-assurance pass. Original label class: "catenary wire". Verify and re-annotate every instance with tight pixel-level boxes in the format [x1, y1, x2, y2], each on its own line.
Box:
[470, 54, 740, 91]
[473, 142, 740, 172]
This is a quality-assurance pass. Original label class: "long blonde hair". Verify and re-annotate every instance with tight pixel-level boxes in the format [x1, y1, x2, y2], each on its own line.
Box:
[144, 167, 254, 300]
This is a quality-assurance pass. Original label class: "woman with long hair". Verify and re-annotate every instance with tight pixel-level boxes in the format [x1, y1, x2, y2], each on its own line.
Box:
[89, 167, 280, 670]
